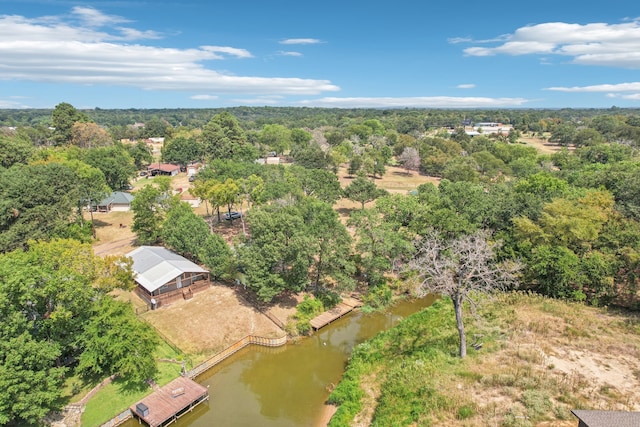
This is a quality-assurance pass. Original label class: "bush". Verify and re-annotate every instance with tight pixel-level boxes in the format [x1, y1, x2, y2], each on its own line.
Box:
[457, 405, 474, 420]
[293, 295, 325, 335]
[521, 389, 552, 420]
[363, 284, 392, 309]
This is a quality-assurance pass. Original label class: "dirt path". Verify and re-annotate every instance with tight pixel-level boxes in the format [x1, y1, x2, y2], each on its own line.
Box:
[92, 237, 135, 256]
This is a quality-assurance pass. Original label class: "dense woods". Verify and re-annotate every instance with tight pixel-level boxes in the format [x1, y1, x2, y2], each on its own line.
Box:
[2, 104, 640, 424]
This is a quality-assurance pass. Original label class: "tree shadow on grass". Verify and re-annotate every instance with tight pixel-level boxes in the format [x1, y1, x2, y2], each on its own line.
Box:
[91, 218, 111, 228]
[336, 207, 355, 217]
[115, 376, 151, 394]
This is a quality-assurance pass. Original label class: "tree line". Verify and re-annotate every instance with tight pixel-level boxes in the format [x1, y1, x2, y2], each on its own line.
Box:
[4, 102, 640, 424]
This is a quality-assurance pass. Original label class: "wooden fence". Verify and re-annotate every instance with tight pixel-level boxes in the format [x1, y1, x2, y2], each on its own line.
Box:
[186, 333, 287, 379]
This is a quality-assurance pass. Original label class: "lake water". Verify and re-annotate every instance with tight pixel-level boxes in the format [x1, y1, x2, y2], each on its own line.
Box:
[122, 296, 434, 427]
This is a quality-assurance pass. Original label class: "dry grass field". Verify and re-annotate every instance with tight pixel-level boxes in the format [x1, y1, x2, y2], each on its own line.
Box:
[519, 134, 570, 155]
[139, 284, 285, 363]
[334, 165, 439, 219]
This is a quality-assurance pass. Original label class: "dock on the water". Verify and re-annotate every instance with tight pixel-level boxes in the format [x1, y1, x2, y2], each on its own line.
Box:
[310, 297, 362, 330]
[130, 376, 209, 427]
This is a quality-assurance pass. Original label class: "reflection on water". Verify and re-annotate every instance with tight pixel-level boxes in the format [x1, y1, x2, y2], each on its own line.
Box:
[121, 296, 434, 427]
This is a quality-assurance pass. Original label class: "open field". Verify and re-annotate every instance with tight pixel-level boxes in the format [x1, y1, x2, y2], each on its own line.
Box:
[519, 134, 571, 155]
[334, 164, 439, 219]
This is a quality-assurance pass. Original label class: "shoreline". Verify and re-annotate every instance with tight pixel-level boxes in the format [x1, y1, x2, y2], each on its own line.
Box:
[316, 403, 338, 426]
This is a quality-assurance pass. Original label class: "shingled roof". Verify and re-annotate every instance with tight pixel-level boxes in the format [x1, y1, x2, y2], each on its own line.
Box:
[126, 246, 208, 293]
[572, 410, 640, 427]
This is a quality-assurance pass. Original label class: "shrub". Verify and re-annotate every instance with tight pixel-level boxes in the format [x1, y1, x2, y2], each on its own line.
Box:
[457, 405, 474, 420]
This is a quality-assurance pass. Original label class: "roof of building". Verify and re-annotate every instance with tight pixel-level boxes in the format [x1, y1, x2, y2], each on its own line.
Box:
[126, 246, 208, 293]
[572, 410, 640, 427]
[147, 163, 180, 173]
[98, 191, 135, 206]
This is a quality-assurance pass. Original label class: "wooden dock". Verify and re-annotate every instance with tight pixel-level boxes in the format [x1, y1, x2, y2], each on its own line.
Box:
[130, 376, 209, 427]
[310, 297, 363, 330]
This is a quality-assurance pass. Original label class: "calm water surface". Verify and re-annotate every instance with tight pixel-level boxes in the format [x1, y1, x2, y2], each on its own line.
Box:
[123, 296, 434, 427]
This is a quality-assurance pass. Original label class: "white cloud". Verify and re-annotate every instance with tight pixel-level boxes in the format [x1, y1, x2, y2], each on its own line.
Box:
[279, 38, 322, 45]
[71, 6, 129, 27]
[0, 98, 31, 108]
[461, 19, 640, 68]
[616, 93, 640, 100]
[0, 10, 339, 96]
[298, 96, 529, 108]
[277, 51, 303, 57]
[457, 84, 475, 89]
[190, 95, 219, 100]
[201, 46, 253, 58]
[545, 82, 640, 92]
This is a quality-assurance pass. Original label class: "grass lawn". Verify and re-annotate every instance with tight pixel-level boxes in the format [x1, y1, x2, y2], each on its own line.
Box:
[80, 341, 184, 427]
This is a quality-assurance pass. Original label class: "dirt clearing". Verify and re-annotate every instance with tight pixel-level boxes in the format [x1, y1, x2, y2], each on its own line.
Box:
[140, 284, 285, 362]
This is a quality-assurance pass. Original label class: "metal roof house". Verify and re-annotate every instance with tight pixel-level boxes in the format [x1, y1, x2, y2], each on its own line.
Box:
[126, 246, 210, 308]
[572, 410, 640, 427]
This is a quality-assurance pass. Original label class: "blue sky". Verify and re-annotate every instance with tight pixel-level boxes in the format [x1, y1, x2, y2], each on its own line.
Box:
[1, 0, 640, 109]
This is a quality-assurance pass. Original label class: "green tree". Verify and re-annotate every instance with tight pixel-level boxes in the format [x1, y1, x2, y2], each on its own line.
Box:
[0, 133, 34, 168]
[51, 102, 89, 145]
[526, 245, 582, 299]
[0, 239, 136, 425]
[349, 208, 414, 287]
[131, 184, 170, 245]
[344, 175, 388, 209]
[214, 178, 241, 222]
[291, 143, 329, 169]
[297, 198, 355, 294]
[289, 166, 343, 204]
[0, 163, 81, 252]
[201, 112, 256, 161]
[0, 331, 65, 425]
[78, 297, 159, 388]
[549, 123, 577, 146]
[442, 157, 480, 183]
[140, 117, 170, 138]
[290, 128, 313, 150]
[237, 206, 312, 302]
[199, 233, 233, 280]
[259, 124, 292, 155]
[64, 159, 110, 238]
[83, 145, 137, 190]
[162, 136, 203, 166]
[161, 202, 209, 260]
[125, 141, 153, 169]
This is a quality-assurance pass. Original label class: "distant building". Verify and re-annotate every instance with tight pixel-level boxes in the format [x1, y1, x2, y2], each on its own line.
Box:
[147, 163, 180, 176]
[180, 190, 201, 208]
[472, 122, 513, 135]
[92, 191, 134, 212]
[255, 156, 280, 165]
[186, 162, 203, 177]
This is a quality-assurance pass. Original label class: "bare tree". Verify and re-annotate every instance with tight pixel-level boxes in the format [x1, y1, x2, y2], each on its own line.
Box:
[398, 147, 421, 174]
[408, 230, 520, 358]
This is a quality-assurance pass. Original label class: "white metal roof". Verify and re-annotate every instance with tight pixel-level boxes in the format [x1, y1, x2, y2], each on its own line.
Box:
[126, 246, 208, 293]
